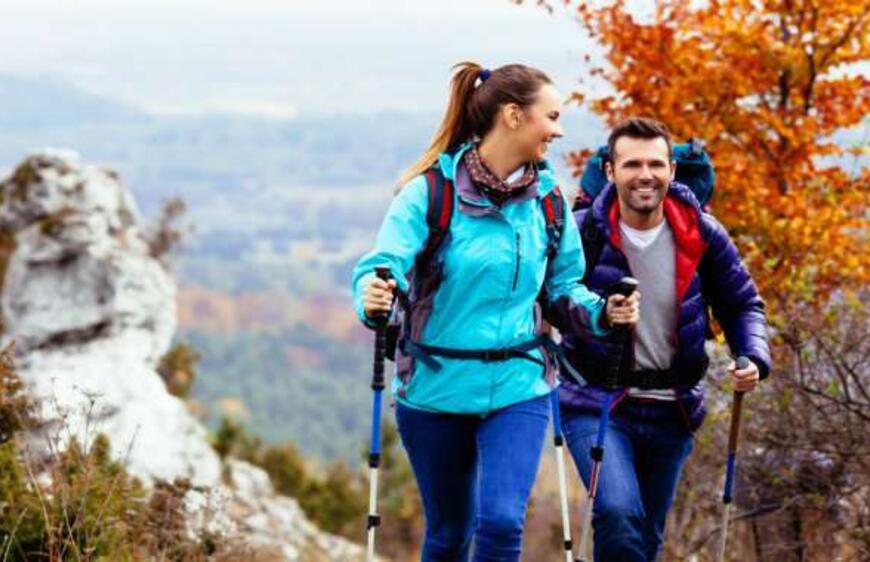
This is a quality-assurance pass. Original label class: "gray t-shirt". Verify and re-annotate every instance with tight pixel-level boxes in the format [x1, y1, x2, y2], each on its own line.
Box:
[619, 220, 678, 400]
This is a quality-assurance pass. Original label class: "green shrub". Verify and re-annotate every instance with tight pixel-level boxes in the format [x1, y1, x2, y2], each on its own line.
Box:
[158, 342, 202, 400]
[0, 349, 268, 561]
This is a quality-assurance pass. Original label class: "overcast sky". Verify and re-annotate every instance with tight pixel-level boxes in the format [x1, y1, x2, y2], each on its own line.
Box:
[1, 0, 605, 117]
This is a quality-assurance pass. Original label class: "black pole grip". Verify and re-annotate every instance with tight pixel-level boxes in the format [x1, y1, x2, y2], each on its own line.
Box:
[609, 277, 639, 298]
[372, 267, 393, 391]
[604, 277, 638, 388]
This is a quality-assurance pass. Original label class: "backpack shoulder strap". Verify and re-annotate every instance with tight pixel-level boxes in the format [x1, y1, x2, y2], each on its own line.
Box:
[579, 209, 604, 284]
[537, 186, 566, 322]
[541, 186, 566, 263]
[391, 167, 454, 364]
[418, 166, 455, 267]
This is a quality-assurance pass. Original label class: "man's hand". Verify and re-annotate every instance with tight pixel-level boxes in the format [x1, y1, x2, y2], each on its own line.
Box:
[606, 291, 640, 327]
[363, 276, 397, 317]
[730, 358, 759, 392]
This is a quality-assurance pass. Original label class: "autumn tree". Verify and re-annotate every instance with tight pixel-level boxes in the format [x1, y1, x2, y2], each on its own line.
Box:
[532, 0, 870, 318]
[519, 0, 870, 560]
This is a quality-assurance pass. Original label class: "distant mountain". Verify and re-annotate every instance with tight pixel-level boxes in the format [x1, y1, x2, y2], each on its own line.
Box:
[0, 75, 147, 129]
[0, 74, 604, 194]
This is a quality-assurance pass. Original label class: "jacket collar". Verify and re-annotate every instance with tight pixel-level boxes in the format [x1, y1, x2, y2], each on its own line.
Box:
[439, 142, 557, 215]
[591, 181, 704, 240]
[593, 181, 709, 301]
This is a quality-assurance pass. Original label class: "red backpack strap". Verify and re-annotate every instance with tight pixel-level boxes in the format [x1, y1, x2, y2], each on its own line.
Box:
[418, 166, 454, 265]
[537, 186, 566, 326]
[392, 167, 454, 375]
[541, 186, 566, 263]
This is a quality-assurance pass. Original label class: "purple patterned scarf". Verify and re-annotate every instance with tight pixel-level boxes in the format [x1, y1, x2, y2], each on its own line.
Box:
[462, 145, 537, 206]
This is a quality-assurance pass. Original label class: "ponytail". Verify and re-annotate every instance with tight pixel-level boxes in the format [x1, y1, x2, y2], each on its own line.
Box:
[397, 62, 553, 189]
[398, 62, 483, 187]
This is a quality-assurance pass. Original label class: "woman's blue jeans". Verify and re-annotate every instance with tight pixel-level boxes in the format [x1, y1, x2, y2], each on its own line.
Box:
[395, 394, 550, 562]
[562, 398, 694, 562]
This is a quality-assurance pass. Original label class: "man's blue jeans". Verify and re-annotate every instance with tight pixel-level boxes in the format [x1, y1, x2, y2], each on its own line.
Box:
[562, 398, 694, 562]
[395, 394, 550, 562]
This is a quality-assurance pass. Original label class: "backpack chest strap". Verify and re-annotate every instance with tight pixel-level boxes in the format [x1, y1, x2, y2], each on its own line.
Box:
[401, 335, 550, 372]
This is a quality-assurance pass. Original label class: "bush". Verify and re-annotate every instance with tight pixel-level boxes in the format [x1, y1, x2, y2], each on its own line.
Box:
[158, 342, 202, 400]
[146, 196, 190, 267]
[0, 348, 270, 561]
[208, 413, 429, 559]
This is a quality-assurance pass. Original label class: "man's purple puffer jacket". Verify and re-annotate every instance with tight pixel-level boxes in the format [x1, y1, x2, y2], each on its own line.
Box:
[558, 182, 771, 431]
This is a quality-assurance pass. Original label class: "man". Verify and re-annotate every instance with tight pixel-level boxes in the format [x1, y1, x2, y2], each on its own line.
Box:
[558, 117, 771, 561]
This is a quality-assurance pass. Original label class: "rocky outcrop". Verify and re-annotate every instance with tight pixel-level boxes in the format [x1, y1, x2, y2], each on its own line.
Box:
[221, 460, 369, 561]
[0, 150, 368, 561]
[0, 149, 219, 485]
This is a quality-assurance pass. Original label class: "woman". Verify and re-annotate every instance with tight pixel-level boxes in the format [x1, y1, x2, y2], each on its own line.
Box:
[352, 62, 639, 561]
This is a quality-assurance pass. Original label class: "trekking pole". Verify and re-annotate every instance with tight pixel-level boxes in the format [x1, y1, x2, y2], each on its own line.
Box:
[366, 267, 392, 562]
[576, 389, 614, 562]
[716, 356, 750, 562]
[577, 277, 638, 562]
[550, 388, 576, 562]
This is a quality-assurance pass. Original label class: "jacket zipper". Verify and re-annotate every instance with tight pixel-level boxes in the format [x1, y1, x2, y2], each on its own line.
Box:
[512, 231, 521, 291]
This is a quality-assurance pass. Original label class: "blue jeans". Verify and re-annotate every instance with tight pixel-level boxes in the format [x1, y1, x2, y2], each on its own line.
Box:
[562, 398, 694, 562]
[395, 395, 550, 562]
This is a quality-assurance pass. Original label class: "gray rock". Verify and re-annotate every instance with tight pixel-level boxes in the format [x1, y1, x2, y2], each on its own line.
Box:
[0, 150, 374, 561]
[224, 460, 369, 562]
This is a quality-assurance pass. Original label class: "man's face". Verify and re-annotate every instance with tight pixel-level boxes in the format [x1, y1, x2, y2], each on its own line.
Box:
[606, 136, 675, 215]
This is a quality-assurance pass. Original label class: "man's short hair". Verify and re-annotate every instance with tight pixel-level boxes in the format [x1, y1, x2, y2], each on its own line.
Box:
[607, 117, 673, 162]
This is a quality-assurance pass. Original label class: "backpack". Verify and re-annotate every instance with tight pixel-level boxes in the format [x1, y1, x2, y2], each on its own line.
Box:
[384, 164, 567, 363]
[577, 138, 715, 281]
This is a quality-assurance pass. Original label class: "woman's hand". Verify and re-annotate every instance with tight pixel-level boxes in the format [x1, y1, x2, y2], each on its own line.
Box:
[363, 275, 397, 317]
[605, 291, 640, 327]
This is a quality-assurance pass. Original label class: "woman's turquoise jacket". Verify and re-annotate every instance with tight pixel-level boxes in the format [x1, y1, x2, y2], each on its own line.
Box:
[352, 144, 605, 415]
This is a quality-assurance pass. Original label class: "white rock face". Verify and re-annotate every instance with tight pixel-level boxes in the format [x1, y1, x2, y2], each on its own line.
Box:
[0, 151, 371, 561]
[0, 150, 218, 486]
[223, 460, 368, 561]
[0, 150, 218, 485]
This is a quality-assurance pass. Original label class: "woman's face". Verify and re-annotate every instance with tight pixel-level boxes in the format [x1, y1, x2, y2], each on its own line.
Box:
[515, 83, 564, 161]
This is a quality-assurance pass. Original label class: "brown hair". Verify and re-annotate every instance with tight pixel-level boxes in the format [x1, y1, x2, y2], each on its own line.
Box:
[607, 117, 673, 162]
[398, 62, 553, 187]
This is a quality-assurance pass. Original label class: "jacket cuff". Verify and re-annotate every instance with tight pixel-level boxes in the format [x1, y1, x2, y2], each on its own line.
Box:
[747, 354, 771, 380]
